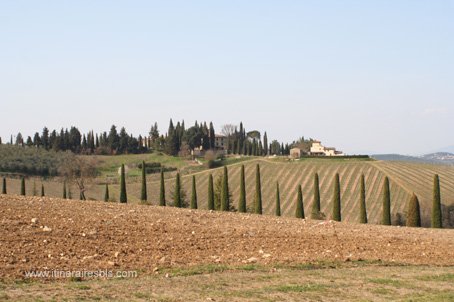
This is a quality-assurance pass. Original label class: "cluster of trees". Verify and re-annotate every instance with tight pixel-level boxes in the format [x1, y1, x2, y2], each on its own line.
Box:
[2, 119, 297, 157]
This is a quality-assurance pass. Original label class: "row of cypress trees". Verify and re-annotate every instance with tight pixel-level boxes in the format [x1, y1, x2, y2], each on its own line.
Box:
[1, 163, 445, 229]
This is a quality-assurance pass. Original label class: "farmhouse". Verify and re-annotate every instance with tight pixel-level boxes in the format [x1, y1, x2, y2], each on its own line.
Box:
[310, 141, 344, 156]
[214, 134, 227, 150]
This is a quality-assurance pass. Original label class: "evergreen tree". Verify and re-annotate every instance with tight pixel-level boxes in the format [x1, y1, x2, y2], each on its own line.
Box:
[432, 174, 442, 228]
[20, 177, 25, 196]
[63, 181, 67, 199]
[141, 161, 147, 202]
[254, 164, 263, 214]
[296, 185, 304, 218]
[119, 164, 127, 203]
[332, 173, 341, 221]
[275, 182, 281, 216]
[208, 174, 214, 210]
[382, 177, 391, 225]
[238, 165, 246, 213]
[68, 186, 72, 199]
[104, 184, 109, 202]
[2, 177, 6, 194]
[406, 193, 421, 227]
[174, 173, 182, 208]
[160, 170, 166, 206]
[359, 174, 367, 223]
[311, 173, 321, 219]
[263, 132, 268, 155]
[221, 167, 230, 211]
[41, 184, 45, 197]
[191, 175, 198, 209]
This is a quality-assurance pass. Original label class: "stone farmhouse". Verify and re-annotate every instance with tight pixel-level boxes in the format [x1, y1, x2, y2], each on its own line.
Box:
[290, 140, 344, 158]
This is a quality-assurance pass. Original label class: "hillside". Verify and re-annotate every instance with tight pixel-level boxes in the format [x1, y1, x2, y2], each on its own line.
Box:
[4, 158, 454, 228]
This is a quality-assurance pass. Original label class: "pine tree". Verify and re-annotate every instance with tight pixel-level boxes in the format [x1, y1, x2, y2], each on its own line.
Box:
[160, 170, 166, 206]
[41, 184, 45, 197]
[104, 184, 109, 202]
[332, 173, 341, 221]
[238, 165, 246, 212]
[359, 174, 367, 223]
[63, 181, 67, 199]
[191, 175, 198, 209]
[254, 164, 263, 214]
[311, 173, 321, 219]
[141, 161, 147, 202]
[275, 182, 281, 216]
[221, 167, 230, 211]
[208, 174, 214, 210]
[174, 173, 182, 208]
[406, 193, 421, 227]
[2, 177, 6, 194]
[296, 185, 304, 218]
[119, 164, 127, 203]
[382, 177, 391, 225]
[20, 177, 25, 196]
[432, 174, 442, 228]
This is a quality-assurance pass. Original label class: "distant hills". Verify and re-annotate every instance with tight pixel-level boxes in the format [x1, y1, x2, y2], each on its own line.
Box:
[372, 152, 454, 165]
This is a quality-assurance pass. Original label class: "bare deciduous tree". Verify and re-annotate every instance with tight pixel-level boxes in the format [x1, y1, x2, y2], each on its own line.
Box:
[221, 124, 237, 137]
[58, 154, 98, 200]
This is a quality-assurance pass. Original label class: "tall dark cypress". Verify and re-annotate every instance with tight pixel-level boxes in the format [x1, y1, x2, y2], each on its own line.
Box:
[238, 165, 246, 213]
[332, 173, 341, 221]
[311, 173, 321, 219]
[208, 174, 214, 210]
[191, 175, 198, 209]
[221, 167, 230, 211]
[20, 177, 26, 196]
[63, 181, 67, 199]
[141, 161, 147, 202]
[406, 193, 421, 227]
[41, 184, 45, 197]
[2, 177, 6, 194]
[160, 170, 166, 206]
[254, 164, 262, 214]
[296, 185, 304, 218]
[432, 174, 442, 228]
[382, 176, 391, 225]
[119, 164, 127, 203]
[359, 174, 367, 224]
[174, 173, 182, 208]
[275, 182, 281, 216]
[263, 132, 268, 156]
[104, 184, 109, 202]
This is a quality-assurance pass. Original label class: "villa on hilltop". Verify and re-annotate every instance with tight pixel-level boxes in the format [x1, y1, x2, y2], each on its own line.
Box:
[290, 140, 344, 158]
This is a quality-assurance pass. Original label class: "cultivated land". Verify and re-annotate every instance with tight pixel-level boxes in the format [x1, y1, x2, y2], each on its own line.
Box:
[1, 195, 454, 301]
[5, 157, 454, 227]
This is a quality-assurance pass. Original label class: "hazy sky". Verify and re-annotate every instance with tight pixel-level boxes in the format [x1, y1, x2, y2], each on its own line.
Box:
[1, 1, 453, 155]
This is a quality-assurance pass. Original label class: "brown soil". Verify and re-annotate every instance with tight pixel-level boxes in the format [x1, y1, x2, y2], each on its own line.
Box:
[1, 194, 454, 280]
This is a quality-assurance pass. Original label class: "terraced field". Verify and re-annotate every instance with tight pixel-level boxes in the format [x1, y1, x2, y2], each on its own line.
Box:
[4, 158, 454, 227]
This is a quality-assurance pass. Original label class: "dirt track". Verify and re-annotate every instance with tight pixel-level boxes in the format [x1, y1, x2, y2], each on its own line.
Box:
[1, 195, 454, 279]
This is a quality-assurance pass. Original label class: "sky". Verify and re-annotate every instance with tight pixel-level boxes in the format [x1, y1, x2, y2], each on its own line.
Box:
[1, 0, 453, 155]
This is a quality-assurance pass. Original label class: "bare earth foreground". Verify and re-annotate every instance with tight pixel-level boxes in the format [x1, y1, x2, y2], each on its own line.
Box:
[1, 195, 454, 301]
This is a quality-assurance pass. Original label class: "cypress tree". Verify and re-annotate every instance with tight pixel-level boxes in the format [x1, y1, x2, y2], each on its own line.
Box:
[359, 174, 367, 223]
[141, 161, 147, 202]
[208, 174, 214, 210]
[406, 193, 421, 227]
[104, 184, 109, 202]
[160, 170, 166, 206]
[63, 181, 67, 199]
[174, 173, 182, 208]
[220, 167, 230, 211]
[275, 182, 281, 216]
[80, 191, 84, 200]
[432, 174, 442, 228]
[191, 175, 198, 209]
[332, 173, 341, 221]
[119, 164, 127, 203]
[296, 185, 304, 218]
[41, 184, 45, 197]
[238, 165, 246, 213]
[20, 177, 25, 196]
[68, 187, 72, 199]
[2, 177, 6, 194]
[311, 173, 321, 219]
[382, 177, 391, 225]
[254, 164, 262, 214]
[32, 180, 37, 196]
